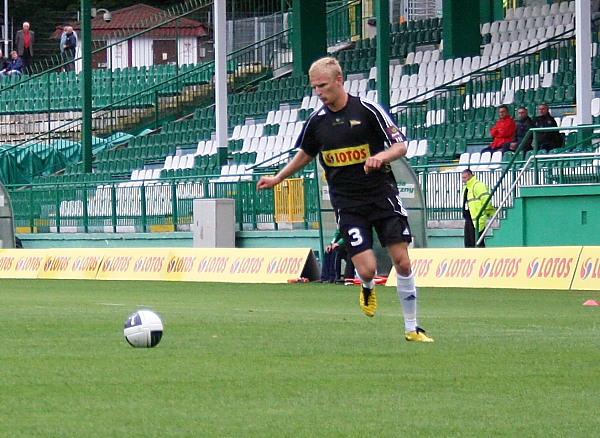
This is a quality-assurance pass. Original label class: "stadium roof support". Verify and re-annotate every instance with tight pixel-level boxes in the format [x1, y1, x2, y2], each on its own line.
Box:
[575, 0, 592, 126]
[291, 0, 327, 75]
[442, 0, 481, 59]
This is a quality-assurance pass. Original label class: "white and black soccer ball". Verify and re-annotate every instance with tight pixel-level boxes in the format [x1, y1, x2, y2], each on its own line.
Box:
[124, 309, 163, 348]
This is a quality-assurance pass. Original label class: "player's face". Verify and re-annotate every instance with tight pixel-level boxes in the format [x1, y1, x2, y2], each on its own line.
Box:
[310, 70, 344, 110]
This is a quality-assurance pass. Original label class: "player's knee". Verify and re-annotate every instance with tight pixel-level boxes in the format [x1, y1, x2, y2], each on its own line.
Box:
[355, 265, 376, 282]
[395, 260, 412, 277]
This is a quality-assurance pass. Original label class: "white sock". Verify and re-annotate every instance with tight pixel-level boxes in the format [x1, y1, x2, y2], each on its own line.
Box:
[397, 272, 418, 332]
[362, 279, 375, 289]
[357, 271, 375, 289]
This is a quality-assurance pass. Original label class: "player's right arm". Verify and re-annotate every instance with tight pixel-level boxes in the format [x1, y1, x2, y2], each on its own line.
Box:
[256, 150, 315, 190]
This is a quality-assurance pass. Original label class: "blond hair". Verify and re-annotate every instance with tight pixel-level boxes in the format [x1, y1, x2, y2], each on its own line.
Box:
[309, 57, 343, 80]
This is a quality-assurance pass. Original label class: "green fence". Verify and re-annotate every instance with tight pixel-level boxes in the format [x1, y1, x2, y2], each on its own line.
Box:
[326, 0, 363, 45]
[9, 171, 320, 234]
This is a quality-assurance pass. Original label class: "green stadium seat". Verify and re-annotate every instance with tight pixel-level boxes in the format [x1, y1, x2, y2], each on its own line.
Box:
[564, 85, 575, 103]
[455, 123, 466, 139]
[445, 123, 456, 139]
[474, 122, 487, 140]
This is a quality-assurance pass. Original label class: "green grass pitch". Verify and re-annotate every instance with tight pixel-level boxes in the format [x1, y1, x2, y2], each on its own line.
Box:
[1, 279, 599, 437]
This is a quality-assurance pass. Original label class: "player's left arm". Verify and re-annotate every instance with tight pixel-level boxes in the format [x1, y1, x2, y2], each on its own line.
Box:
[364, 141, 407, 174]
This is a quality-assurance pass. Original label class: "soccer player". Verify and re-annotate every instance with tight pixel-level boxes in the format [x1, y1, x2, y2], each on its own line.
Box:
[257, 57, 433, 342]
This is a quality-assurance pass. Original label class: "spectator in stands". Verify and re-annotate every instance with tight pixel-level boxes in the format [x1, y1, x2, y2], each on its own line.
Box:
[482, 105, 516, 154]
[533, 104, 563, 152]
[509, 107, 533, 152]
[15, 22, 34, 70]
[319, 229, 355, 283]
[60, 26, 77, 72]
[258, 56, 434, 342]
[0, 52, 24, 78]
[462, 169, 495, 248]
[0, 50, 9, 74]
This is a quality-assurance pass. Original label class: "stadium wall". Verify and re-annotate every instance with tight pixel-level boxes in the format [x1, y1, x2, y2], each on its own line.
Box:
[15, 230, 322, 253]
[490, 185, 600, 247]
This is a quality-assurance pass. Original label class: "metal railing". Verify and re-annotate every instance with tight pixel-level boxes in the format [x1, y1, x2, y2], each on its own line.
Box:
[9, 171, 320, 234]
[326, 0, 363, 45]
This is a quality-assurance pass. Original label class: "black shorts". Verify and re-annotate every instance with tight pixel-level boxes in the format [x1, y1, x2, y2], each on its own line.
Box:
[337, 196, 412, 258]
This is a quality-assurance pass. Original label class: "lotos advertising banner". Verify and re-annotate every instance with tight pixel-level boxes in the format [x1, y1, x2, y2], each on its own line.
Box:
[95, 249, 171, 281]
[0, 247, 320, 283]
[164, 248, 320, 283]
[37, 249, 105, 280]
[570, 246, 600, 291]
[386, 248, 479, 289]
[0, 249, 48, 279]
[2, 246, 597, 290]
[387, 246, 583, 290]
[473, 246, 581, 289]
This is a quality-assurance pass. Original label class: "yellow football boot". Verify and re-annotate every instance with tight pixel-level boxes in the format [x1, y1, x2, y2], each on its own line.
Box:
[359, 286, 377, 317]
[405, 326, 435, 342]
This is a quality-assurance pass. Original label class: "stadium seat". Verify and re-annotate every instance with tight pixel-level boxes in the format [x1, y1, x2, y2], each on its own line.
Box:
[456, 152, 470, 172]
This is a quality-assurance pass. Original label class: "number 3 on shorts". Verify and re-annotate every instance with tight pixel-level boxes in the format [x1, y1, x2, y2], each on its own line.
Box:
[347, 227, 364, 247]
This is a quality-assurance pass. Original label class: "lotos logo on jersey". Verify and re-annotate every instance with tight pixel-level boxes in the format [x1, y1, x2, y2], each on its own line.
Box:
[322, 144, 370, 167]
[580, 258, 600, 280]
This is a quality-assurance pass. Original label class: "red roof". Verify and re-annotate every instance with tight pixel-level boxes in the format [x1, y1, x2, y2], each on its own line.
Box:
[52, 3, 208, 39]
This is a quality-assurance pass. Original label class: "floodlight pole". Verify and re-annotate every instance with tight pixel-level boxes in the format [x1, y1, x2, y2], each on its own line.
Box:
[214, 0, 228, 154]
[375, 0, 390, 109]
[81, 0, 93, 173]
[3, 0, 8, 55]
[575, 0, 592, 126]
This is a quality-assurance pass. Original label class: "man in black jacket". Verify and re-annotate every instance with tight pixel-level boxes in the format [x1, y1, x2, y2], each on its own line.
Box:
[509, 107, 533, 152]
[62, 26, 77, 72]
[533, 104, 563, 152]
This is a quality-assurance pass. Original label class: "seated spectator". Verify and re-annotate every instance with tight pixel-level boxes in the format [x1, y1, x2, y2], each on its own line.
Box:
[481, 105, 516, 154]
[0, 51, 24, 78]
[509, 107, 533, 152]
[533, 104, 563, 152]
[320, 229, 354, 284]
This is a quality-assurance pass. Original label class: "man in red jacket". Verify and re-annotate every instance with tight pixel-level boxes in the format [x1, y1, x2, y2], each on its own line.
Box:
[482, 105, 516, 154]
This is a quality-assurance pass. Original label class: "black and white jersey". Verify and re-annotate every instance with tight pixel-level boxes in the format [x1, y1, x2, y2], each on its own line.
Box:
[295, 94, 407, 209]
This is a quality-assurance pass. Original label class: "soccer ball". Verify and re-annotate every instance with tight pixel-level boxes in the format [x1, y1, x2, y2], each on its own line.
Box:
[124, 309, 163, 348]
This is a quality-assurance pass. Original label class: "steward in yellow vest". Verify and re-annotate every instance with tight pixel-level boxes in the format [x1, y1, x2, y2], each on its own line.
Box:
[461, 169, 496, 247]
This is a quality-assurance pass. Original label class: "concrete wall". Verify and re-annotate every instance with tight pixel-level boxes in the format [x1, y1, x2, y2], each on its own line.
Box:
[17, 229, 324, 256]
[491, 185, 600, 247]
